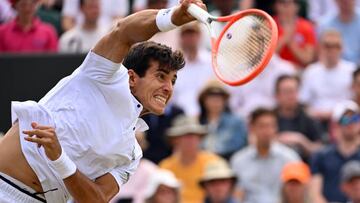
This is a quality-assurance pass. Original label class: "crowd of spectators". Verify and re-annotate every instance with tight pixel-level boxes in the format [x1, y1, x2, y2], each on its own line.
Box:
[2, 0, 360, 203]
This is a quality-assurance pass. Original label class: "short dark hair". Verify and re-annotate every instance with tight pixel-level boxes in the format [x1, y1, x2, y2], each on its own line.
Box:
[249, 108, 276, 124]
[123, 41, 185, 77]
[353, 68, 360, 82]
[275, 74, 300, 94]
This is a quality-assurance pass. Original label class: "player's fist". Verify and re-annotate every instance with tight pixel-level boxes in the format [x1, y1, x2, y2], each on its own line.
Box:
[172, 0, 207, 26]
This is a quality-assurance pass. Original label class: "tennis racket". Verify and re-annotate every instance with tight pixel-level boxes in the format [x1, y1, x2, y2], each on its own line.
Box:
[187, 4, 278, 86]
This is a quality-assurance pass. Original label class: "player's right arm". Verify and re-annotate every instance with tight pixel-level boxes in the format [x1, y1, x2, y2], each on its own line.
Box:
[92, 0, 206, 64]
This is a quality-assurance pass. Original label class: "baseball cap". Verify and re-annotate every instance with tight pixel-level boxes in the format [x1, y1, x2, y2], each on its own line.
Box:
[281, 162, 311, 184]
[341, 161, 360, 183]
[144, 169, 180, 198]
[332, 100, 359, 123]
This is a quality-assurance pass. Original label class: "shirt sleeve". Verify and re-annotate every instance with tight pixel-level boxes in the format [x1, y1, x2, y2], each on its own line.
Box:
[110, 154, 141, 187]
[310, 150, 323, 175]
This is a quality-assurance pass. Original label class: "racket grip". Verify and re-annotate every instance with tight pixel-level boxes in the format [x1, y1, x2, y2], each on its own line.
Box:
[187, 4, 212, 24]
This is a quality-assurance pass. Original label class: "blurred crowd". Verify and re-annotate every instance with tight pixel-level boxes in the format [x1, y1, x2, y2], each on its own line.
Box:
[2, 0, 360, 203]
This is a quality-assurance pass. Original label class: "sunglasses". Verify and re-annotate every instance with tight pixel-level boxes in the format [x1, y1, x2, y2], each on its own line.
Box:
[322, 42, 342, 49]
[339, 114, 360, 126]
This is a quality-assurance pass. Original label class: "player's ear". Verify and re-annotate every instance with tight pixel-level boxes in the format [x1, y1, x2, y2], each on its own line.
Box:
[128, 69, 138, 88]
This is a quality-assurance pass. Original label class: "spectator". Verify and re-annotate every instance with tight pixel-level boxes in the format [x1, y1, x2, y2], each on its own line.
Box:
[340, 161, 360, 203]
[199, 159, 238, 203]
[171, 22, 215, 116]
[274, 75, 323, 162]
[0, 0, 58, 52]
[61, 0, 128, 31]
[230, 108, 300, 203]
[229, 54, 296, 119]
[37, 0, 63, 36]
[318, 0, 360, 64]
[59, 0, 108, 53]
[280, 161, 312, 203]
[310, 100, 360, 203]
[160, 115, 221, 203]
[274, 0, 316, 69]
[352, 68, 360, 107]
[143, 169, 181, 203]
[142, 104, 184, 164]
[198, 80, 247, 160]
[300, 29, 356, 125]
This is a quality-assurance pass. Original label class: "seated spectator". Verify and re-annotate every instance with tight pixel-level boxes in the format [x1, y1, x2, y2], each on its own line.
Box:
[300, 29, 355, 125]
[274, 75, 323, 162]
[142, 104, 184, 164]
[59, 0, 108, 53]
[352, 68, 360, 107]
[171, 22, 215, 116]
[61, 0, 128, 31]
[230, 108, 300, 203]
[143, 169, 180, 203]
[199, 159, 238, 203]
[280, 161, 312, 203]
[229, 54, 296, 119]
[198, 80, 247, 160]
[0, 0, 58, 52]
[160, 115, 221, 203]
[340, 161, 360, 203]
[318, 0, 360, 64]
[310, 100, 360, 203]
[274, 0, 316, 69]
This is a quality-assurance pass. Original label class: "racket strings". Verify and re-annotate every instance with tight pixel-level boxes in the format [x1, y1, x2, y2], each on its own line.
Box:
[216, 15, 273, 82]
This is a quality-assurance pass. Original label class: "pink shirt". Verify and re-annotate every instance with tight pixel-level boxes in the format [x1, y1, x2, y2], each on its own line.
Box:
[0, 17, 58, 53]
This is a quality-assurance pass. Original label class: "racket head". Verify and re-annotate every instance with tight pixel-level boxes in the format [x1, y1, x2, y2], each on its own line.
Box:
[211, 9, 278, 86]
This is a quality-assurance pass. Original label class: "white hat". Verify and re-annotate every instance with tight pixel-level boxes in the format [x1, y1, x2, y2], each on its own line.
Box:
[144, 169, 181, 199]
[166, 115, 207, 137]
[332, 100, 359, 122]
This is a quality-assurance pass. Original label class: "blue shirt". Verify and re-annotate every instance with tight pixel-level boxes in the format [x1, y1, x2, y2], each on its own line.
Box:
[310, 145, 360, 202]
[319, 13, 360, 64]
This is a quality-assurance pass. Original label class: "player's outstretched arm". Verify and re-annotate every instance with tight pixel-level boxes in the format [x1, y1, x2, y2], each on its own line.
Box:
[92, 0, 206, 64]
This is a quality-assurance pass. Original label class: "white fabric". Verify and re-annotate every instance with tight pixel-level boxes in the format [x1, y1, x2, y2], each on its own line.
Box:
[59, 25, 108, 53]
[0, 172, 44, 203]
[299, 59, 356, 113]
[171, 49, 216, 116]
[61, 0, 128, 29]
[229, 54, 296, 119]
[11, 51, 148, 202]
[0, 0, 15, 23]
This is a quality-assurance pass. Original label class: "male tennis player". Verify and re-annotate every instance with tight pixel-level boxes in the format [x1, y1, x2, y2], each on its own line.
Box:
[0, 0, 206, 202]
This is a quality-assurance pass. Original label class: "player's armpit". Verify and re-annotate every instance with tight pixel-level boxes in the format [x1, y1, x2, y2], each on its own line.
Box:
[63, 171, 119, 203]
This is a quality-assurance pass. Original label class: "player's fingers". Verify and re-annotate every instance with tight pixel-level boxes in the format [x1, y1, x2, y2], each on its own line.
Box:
[22, 129, 52, 138]
[24, 136, 51, 145]
[32, 122, 54, 130]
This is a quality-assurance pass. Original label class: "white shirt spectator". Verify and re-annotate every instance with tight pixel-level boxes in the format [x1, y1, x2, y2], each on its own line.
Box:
[171, 49, 216, 116]
[230, 142, 300, 203]
[62, 0, 128, 29]
[300, 59, 356, 114]
[60, 25, 108, 53]
[229, 54, 296, 119]
[11, 51, 147, 202]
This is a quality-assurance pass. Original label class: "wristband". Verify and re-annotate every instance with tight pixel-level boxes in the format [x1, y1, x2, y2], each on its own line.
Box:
[156, 7, 178, 32]
[50, 150, 77, 179]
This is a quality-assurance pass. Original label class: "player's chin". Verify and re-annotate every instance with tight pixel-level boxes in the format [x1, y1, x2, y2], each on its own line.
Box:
[149, 104, 166, 115]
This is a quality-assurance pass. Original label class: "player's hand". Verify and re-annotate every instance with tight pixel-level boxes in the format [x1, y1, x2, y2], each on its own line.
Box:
[172, 0, 207, 26]
[23, 122, 62, 161]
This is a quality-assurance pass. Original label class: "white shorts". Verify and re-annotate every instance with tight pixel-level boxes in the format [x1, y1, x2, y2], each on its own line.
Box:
[0, 172, 46, 203]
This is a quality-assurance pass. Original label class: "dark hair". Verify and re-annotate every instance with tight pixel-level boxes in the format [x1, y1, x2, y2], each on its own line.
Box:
[123, 41, 185, 77]
[275, 74, 300, 94]
[353, 68, 360, 82]
[249, 108, 276, 125]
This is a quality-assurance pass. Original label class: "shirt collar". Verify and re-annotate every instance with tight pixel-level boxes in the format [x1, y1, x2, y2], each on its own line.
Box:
[12, 17, 40, 32]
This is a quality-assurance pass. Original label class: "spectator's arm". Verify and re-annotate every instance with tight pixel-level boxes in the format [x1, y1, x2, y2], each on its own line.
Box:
[309, 174, 327, 203]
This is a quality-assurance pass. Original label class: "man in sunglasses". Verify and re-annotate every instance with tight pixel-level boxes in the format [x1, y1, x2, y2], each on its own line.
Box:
[310, 100, 360, 203]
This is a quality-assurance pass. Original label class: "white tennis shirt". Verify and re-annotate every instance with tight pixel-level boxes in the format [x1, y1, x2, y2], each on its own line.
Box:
[11, 51, 148, 202]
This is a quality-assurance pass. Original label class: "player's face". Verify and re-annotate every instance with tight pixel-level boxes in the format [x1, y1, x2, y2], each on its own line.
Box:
[130, 60, 177, 115]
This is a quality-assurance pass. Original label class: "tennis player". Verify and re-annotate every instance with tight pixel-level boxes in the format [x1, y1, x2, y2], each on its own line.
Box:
[0, 0, 206, 202]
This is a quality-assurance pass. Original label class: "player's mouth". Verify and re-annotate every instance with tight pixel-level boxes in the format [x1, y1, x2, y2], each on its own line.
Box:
[154, 95, 167, 106]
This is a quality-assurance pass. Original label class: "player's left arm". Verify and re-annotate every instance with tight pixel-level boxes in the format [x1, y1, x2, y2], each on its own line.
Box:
[23, 123, 119, 203]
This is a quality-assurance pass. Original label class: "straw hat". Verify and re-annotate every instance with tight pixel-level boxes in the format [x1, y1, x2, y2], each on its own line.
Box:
[166, 115, 207, 137]
[199, 159, 237, 187]
[198, 80, 230, 104]
[144, 169, 181, 199]
[281, 162, 311, 184]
